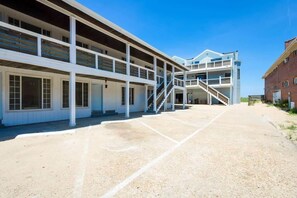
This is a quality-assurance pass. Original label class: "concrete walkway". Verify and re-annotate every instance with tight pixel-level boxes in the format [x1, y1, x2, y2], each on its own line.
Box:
[0, 104, 296, 197]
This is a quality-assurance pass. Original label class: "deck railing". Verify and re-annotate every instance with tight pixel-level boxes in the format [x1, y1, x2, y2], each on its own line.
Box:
[186, 77, 231, 86]
[0, 21, 155, 81]
[188, 60, 231, 71]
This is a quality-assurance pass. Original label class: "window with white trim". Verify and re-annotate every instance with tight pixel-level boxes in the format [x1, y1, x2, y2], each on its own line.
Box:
[9, 75, 51, 110]
[293, 77, 297, 85]
[121, 87, 134, 105]
[62, 81, 89, 108]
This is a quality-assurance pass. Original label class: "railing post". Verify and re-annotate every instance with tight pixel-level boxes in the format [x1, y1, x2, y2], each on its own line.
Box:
[37, 36, 42, 57]
[126, 43, 130, 76]
[146, 70, 149, 80]
[69, 16, 76, 64]
[138, 67, 141, 78]
[112, 59, 116, 72]
[219, 76, 222, 85]
[95, 55, 98, 69]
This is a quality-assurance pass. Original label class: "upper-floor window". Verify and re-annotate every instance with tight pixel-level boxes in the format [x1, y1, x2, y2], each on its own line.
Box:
[225, 73, 231, 78]
[121, 57, 135, 64]
[76, 41, 88, 49]
[62, 36, 69, 43]
[21, 21, 41, 34]
[237, 69, 240, 80]
[293, 77, 297, 85]
[282, 80, 289, 88]
[8, 17, 19, 27]
[211, 58, 222, 62]
[42, 29, 51, 37]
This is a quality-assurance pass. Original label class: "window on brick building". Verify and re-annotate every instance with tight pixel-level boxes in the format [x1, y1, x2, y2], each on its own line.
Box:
[293, 77, 297, 85]
[282, 80, 289, 88]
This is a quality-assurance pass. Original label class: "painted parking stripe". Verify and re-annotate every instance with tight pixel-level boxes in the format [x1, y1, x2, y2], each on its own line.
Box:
[101, 109, 228, 198]
[137, 120, 179, 144]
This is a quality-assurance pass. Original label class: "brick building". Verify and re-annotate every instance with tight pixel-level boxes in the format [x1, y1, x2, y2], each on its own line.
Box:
[263, 38, 297, 107]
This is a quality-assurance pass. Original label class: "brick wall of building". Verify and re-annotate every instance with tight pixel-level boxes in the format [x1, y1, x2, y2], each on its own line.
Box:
[265, 50, 297, 105]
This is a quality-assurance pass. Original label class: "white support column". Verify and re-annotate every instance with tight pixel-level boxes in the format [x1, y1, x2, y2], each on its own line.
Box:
[183, 71, 187, 109]
[172, 66, 175, 111]
[153, 57, 157, 112]
[69, 16, 76, 64]
[126, 43, 130, 76]
[230, 58, 234, 105]
[144, 85, 148, 112]
[69, 72, 76, 127]
[125, 81, 130, 118]
[163, 62, 167, 111]
[171, 87, 175, 111]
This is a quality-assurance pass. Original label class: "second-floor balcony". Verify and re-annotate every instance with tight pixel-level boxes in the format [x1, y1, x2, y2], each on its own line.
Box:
[186, 77, 232, 87]
[0, 21, 155, 82]
[187, 60, 232, 71]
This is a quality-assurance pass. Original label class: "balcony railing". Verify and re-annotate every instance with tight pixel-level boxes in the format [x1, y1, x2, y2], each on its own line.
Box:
[187, 60, 231, 71]
[186, 77, 231, 86]
[174, 78, 184, 87]
[0, 21, 155, 81]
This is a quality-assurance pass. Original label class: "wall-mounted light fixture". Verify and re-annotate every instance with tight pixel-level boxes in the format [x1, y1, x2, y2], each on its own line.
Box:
[105, 79, 108, 88]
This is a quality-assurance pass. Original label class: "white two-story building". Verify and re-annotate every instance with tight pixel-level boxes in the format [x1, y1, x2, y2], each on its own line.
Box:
[173, 50, 241, 105]
[0, 0, 188, 126]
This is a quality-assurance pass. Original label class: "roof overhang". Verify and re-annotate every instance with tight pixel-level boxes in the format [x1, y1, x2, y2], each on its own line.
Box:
[37, 0, 189, 71]
[263, 38, 297, 79]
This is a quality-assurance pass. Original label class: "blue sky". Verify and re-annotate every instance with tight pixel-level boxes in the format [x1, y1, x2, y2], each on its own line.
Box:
[77, 0, 297, 97]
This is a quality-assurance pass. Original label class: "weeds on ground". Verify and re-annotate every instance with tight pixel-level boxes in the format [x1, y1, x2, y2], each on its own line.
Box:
[279, 123, 297, 143]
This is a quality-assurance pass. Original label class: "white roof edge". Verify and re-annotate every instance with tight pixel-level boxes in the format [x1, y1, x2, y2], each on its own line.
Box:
[61, 0, 188, 70]
[192, 49, 223, 60]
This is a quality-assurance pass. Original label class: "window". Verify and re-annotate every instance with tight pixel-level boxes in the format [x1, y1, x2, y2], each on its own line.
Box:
[211, 58, 222, 62]
[284, 57, 289, 64]
[121, 87, 134, 105]
[282, 80, 289, 88]
[62, 36, 69, 43]
[237, 69, 240, 80]
[225, 73, 231, 77]
[91, 46, 103, 54]
[76, 41, 88, 49]
[42, 29, 51, 37]
[62, 81, 88, 108]
[293, 77, 297, 85]
[8, 17, 19, 27]
[9, 75, 51, 110]
[21, 21, 41, 34]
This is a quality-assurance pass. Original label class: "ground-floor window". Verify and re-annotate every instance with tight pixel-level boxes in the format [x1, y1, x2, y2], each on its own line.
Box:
[121, 87, 134, 105]
[62, 81, 89, 108]
[9, 75, 51, 110]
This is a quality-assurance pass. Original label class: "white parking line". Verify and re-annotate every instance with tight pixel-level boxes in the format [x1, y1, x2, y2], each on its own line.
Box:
[101, 109, 228, 198]
[16, 129, 76, 138]
[72, 126, 91, 198]
[165, 116, 198, 128]
[137, 120, 179, 144]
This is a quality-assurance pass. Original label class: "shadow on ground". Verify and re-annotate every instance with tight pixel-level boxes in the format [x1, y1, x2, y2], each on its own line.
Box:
[0, 105, 192, 142]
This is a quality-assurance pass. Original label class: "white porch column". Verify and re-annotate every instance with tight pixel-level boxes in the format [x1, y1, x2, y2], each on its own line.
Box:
[144, 85, 148, 112]
[153, 57, 157, 112]
[126, 43, 130, 76]
[183, 71, 187, 109]
[69, 16, 76, 64]
[69, 72, 76, 127]
[125, 81, 130, 118]
[163, 62, 167, 111]
[171, 66, 175, 111]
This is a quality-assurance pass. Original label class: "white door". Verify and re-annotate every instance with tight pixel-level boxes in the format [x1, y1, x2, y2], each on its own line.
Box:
[273, 90, 281, 104]
[91, 84, 102, 111]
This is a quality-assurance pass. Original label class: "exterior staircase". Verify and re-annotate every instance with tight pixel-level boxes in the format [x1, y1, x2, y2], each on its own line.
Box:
[147, 75, 174, 113]
[197, 79, 229, 106]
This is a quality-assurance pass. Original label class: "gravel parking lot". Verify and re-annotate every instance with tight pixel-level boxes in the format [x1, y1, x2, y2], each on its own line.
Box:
[0, 104, 296, 198]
